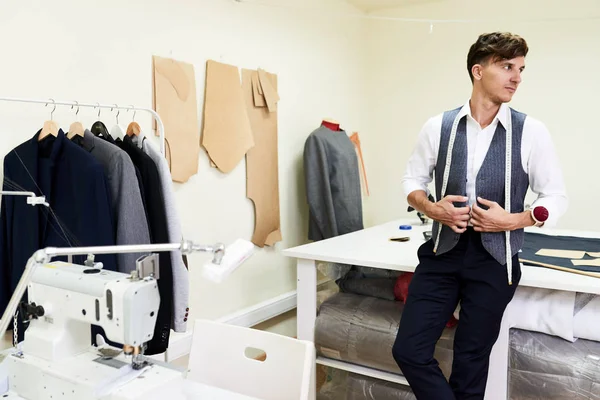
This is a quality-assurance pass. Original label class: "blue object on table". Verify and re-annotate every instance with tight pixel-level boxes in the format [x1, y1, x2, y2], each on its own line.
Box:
[399, 225, 412, 230]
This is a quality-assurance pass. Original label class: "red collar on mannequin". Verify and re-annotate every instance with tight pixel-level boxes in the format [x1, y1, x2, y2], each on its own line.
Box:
[321, 120, 340, 131]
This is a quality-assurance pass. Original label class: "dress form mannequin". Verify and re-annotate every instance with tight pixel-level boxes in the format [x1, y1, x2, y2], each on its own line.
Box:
[304, 117, 363, 280]
[321, 118, 340, 131]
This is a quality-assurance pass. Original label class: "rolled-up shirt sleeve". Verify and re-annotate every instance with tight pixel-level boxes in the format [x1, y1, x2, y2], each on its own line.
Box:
[402, 117, 440, 199]
[526, 119, 568, 228]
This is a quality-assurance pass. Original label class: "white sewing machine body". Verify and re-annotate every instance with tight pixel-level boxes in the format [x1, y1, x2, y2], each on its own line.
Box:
[0, 259, 185, 400]
[0, 240, 256, 400]
[24, 261, 160, 358]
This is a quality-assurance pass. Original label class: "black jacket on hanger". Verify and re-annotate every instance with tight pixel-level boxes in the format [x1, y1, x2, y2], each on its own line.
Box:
[116, 135, 173, 355]
[0, 129, 116, 338]
[89, 122, 148, 214]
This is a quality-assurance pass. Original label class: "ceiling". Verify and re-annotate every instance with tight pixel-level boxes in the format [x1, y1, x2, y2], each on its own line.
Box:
[344, 0, 440, 12]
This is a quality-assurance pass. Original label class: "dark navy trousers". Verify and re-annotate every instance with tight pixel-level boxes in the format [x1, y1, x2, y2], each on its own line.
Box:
[393, 228, 521, 400]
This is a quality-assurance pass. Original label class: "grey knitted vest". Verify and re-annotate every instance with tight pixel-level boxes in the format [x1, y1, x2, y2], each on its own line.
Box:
[431, 106, 529, 267]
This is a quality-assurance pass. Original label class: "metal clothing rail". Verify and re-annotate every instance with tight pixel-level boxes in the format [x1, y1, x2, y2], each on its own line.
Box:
[0, 191, 49, 207]
[0, 96, 165, 156]
[0, 240, 226, 345]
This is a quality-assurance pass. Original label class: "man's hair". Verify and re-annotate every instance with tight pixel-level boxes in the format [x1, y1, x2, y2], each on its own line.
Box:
[467, 32, 529, 83]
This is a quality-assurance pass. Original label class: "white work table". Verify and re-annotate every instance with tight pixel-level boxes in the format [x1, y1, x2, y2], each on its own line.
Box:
[1, 373, 259, 400]
[0, 348, 259, 400]
[2, 383, 258, 400]
[283, 218, 600, 400]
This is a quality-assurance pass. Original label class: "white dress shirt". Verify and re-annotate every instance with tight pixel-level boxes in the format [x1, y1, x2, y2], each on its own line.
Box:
[402, 101, 568, 228]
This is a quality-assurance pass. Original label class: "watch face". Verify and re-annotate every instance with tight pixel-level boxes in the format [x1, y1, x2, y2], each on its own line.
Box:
[533, 206, 549, 222]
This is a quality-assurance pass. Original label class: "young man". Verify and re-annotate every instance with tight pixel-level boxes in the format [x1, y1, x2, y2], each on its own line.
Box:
[393, 32, 568, 400]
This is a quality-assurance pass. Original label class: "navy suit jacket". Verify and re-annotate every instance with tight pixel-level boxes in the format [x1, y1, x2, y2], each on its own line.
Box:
[1, 129, 117, 314]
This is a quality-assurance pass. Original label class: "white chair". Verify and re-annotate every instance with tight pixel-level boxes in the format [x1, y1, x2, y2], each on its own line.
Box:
[186, 319, 315, 400]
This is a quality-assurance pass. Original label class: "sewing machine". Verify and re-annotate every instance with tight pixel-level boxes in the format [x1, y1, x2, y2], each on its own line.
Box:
[0, 239, 255, 399]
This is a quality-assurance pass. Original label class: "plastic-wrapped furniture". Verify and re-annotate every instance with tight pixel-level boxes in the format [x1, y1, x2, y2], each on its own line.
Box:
[318, 367, 416, 400]
[315, 292, 600, 400]
[315, 292, 455, 378]
[508, 329, 600, 399]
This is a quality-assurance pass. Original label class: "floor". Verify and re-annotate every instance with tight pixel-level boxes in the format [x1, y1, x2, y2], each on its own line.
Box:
[1, 331, 11, 350]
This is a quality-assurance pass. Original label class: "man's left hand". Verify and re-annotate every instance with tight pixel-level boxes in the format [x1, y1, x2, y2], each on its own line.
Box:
[471, 197, 512, 232]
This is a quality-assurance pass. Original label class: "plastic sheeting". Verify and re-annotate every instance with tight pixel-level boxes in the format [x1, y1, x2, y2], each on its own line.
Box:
[315, 292, 456, 378]
[318, 367, 415, 400]
[316, 292, 600, 400]
[509, 329, 600, 399]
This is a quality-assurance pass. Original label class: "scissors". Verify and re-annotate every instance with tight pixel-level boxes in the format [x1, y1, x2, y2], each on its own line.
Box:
[389, 236, 410, 242]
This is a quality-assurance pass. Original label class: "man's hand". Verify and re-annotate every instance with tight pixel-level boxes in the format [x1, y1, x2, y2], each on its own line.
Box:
[427, 195, 471, 234]
[471, 197, 512, 232]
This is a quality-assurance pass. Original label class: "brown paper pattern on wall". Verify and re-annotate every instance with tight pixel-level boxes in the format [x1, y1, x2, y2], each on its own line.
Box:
[349, 132, 370, 197]
[242, 68, 282, 247]
[152, 55, 200, 183]
[201, 60, 255, 173]
[257, 68, 280, 113]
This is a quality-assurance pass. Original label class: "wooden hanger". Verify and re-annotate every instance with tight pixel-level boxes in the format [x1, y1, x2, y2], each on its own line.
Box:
[126, 121, 141, 136]
[67, 101, 84, 139]
[39, 99, 59, 141]
[67, 121, 84, 139]
[126, 106, 141, 136]
[39, 121, 59, 140]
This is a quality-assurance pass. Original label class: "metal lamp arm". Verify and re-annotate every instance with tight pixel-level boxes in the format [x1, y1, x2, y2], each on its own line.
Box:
[0, 241, 224, 339]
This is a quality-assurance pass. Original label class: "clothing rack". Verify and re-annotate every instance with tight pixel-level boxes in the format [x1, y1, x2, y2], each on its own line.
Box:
[0, 96, 166, 156]
[0, 191, 49, 207]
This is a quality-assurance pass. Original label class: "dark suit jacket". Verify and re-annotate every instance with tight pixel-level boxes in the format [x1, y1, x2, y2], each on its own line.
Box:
[76, 130, 152, 273]
[117, 135, 173, 355]
[0, 130, 117, 317]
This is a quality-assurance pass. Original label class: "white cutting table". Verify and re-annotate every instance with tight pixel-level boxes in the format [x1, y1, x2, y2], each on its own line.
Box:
[0, 346, 260, 400]
[283, 218, 600, 400]
[1, 383, 259, 400]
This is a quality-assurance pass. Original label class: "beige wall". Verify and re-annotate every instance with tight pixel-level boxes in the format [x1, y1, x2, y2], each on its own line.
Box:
[0, 0, 367, 333]
[361, 0, 600, 231]
[2, 0, 597, 342]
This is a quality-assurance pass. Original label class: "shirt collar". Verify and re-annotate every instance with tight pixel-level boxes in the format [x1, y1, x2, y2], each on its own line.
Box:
[458, 100, 510, 129]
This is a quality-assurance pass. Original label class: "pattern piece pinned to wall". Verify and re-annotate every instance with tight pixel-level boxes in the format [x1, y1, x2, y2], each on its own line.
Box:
[349, 132, 370, 197]
[201, 60, 255, 173]
[251, 73, 266, 108]
[152, 55, 200, 183]
[257, 68, 280, 113]
[242, 68, 282, 247]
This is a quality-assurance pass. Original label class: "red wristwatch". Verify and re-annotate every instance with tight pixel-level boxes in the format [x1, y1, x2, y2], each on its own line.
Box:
[531, 206, 549, 227]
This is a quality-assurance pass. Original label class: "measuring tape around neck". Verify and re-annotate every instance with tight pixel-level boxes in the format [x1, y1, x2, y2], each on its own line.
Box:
[434, 109, 514, 286]
[505, 111, 513, 285]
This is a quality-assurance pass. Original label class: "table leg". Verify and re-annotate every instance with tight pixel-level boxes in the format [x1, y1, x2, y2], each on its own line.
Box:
[485, 301, 513, 400]
[297, 258, 317, 343]
[297, 258, 317, 400]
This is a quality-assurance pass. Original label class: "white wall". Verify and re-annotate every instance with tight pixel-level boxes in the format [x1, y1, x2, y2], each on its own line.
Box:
[4, 0, 594, 343]
[0, 0, 367, 334]
[362, 0, 600, 230]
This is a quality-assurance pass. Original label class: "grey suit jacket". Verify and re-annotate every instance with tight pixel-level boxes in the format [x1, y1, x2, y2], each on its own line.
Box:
[304, 126, 363, 240]
[135, 135, 189, 333]
[81, 130, 152, 272]
[303, 126, 364, 281]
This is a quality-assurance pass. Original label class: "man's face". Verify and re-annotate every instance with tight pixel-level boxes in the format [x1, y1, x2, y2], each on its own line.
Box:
[476, 56, 525, 104]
